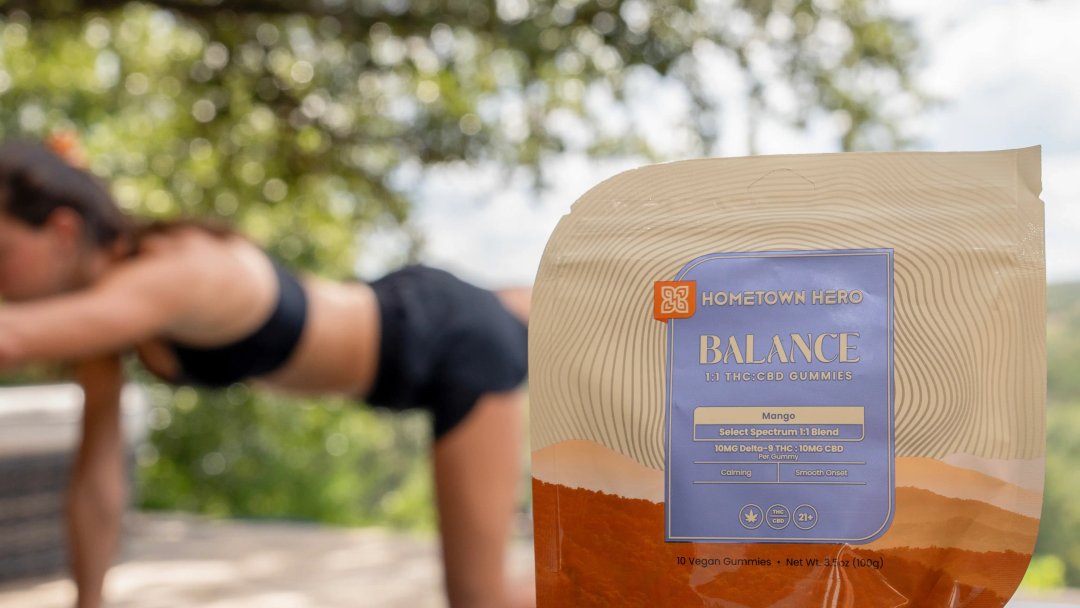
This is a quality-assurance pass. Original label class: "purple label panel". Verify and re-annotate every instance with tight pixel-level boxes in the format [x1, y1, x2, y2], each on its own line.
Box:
[664, 249, 894, 543]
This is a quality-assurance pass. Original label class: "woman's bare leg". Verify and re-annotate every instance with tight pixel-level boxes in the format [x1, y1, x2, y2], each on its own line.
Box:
[433, 389, 534, 608]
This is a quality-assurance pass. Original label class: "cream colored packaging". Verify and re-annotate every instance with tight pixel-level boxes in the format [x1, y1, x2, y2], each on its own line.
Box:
[531, 148, 1045, 607]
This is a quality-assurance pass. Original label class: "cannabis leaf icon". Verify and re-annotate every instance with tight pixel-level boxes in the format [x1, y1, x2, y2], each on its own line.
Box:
[744, 510, 759, 524]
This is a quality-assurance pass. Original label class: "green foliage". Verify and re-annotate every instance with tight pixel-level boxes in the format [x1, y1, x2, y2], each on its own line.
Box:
[136, 378, 439, 531]
[1, 4, 390, 275]
[0, 3, 926, 235]
[1032, 282, 1080, 588]
[1021, 555, 1067, 590]
[1036, 400, 1080, 587]
[1048, 282, 1080, 404]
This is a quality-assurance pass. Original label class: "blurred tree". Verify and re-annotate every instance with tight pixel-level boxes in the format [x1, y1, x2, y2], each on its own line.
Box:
[137, 383, 440, 529]
[1048, 282, 1080, 403]
[0, 0, 926, 529]
[1033, 282, 1080, 587]
[0, 0, 925, 271]
[1036, 401, 1080, 587]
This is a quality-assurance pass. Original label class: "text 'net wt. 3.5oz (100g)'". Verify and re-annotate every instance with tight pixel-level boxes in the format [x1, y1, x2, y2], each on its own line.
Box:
[530, 148, 1045, 607]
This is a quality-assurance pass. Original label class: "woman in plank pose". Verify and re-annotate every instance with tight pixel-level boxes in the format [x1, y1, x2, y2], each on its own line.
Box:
[0, 139, 532, 608]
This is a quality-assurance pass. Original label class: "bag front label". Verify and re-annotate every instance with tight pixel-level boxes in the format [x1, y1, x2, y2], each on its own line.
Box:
[663, 249, 895, 543]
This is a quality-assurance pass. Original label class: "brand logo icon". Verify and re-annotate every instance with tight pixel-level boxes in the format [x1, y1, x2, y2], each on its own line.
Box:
[654, 280, 696, 321]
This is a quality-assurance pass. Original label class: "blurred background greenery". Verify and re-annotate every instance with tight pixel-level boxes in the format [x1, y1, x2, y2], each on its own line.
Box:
[1028, 282, 1080, 589]
[0, 0, 1074, 592]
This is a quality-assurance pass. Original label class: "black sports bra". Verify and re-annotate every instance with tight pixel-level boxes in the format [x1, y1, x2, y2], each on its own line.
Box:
[168, 259, 308, 387]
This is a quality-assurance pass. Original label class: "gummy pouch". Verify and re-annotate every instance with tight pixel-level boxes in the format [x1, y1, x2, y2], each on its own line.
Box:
[531, 148, 1045, 607]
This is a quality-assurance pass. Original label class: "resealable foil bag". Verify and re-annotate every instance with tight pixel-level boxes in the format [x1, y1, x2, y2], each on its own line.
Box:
[531, 148, 1045, 607]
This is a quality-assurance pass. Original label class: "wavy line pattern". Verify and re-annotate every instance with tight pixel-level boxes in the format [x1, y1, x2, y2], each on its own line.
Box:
[531, 149, 1045, 465]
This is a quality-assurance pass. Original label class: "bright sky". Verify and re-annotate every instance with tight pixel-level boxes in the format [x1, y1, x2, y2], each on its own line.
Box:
[362, 0, 1080, 288]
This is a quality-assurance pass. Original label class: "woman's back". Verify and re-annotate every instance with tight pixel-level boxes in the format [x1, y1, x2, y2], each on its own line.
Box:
[129, 226, 381, 396]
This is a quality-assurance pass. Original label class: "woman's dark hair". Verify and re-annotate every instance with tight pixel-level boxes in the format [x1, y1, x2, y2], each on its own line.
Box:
[0, 140, 234, 251]
[0, 140, 133, 248]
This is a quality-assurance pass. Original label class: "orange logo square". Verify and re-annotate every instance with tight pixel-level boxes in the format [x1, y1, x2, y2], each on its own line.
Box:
[654, 281, 696, 321]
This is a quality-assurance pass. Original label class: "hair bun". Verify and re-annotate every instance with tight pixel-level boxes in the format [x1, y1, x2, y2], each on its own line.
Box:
[45, 131, 86, 168]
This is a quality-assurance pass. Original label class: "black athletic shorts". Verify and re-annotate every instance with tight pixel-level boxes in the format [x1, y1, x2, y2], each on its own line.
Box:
[365, 265, 528, 439]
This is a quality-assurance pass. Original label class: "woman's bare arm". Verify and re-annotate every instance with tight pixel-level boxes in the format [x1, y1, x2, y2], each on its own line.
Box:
[66, 355, 127, 608]
[0, 253, 196, 366]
